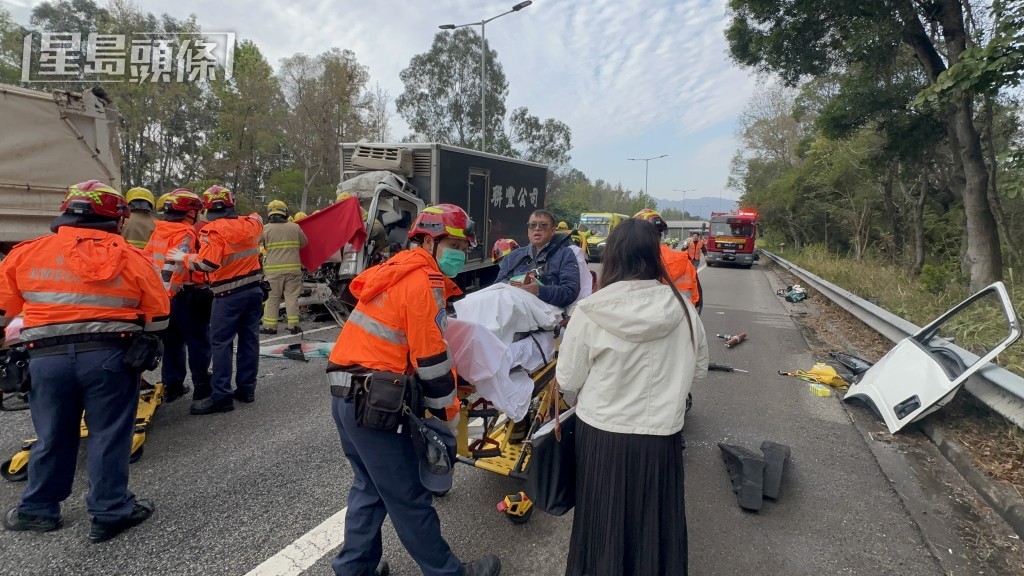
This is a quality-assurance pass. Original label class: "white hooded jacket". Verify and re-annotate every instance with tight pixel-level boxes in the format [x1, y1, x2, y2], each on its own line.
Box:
[556, 279, 708, 435]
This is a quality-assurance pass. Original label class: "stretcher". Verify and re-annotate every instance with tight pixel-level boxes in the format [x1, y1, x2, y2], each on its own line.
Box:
[453, 354, 567, 524]
[1, 380, 164, 482]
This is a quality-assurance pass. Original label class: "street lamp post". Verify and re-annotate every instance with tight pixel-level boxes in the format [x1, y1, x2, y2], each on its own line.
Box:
[673, 188, 694, 215]
[439, 1, 533, 153]
[627, 154, 668, 196]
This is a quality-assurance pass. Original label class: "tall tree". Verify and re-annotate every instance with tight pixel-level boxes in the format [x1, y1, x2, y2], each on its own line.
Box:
[506, 106, 572, 167]
[396, 28, 508, 149]
[726, 0, 1004, 290]
[0, 7, 27, 84]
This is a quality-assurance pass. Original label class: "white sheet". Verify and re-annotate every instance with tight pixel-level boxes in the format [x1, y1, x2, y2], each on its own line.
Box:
[453, 283, 563, 344]
[445, 319, 533, 421]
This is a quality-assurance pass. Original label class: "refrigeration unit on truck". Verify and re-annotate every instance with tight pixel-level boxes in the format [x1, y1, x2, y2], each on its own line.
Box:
[297, 141, 549, 323]
[0, 84, 121, 255]
[705, 209, 759, 268]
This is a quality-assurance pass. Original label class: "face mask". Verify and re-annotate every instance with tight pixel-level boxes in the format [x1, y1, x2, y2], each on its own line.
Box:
[437, 247, 467, 278]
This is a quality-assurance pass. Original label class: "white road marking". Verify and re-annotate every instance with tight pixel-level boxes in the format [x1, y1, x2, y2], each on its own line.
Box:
[259, 325, 338, 344]
[243, 507, 348, 576]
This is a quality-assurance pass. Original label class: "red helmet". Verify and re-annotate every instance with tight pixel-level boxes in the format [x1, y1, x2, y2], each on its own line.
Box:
[634, 208, 668, 233]
[60, 180, 128, 219]
[202, 185, 235, 209]
[164, 189, 204, 214]
[409, 204, 476, 247]
[491, 238, 519, 263]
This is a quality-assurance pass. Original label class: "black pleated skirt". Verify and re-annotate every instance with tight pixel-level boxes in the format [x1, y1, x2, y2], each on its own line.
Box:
[565, 419, 687, 576]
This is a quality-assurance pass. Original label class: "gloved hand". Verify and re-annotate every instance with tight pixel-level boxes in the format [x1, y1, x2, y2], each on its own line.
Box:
[166, 248, 187, 262]
[442, 412, 460, 436]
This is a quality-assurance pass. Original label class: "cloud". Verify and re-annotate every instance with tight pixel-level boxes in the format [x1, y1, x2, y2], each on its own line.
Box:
[5, 0, 757, 194]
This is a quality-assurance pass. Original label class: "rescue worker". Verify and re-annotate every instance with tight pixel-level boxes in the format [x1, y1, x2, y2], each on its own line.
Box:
[260, 200, 308, 335]
[685, 231, 705, 267]
[326, 204, 501, 576]
[0, 180, 169, 542]
[146, 189, 213, 402]
[491, 238, 519, 264]
[556, 221, 570, 232]
[155, 193, 172, 220]
[635, 209, 702, 312]
[167, 185, 264, 415]
[121, 187, 157, 248]
[495, 209, 580, 308]
[293, 211, 308, 222]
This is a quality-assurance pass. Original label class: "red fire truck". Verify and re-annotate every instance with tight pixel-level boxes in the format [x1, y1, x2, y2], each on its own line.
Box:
[705, 209, 758, 268]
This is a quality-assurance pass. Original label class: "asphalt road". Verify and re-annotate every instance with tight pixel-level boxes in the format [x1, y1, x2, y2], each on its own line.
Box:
[0, 262, 1018, 575]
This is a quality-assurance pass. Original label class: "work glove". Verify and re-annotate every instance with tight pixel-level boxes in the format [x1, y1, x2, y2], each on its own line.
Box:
[166, 248, 187, 263]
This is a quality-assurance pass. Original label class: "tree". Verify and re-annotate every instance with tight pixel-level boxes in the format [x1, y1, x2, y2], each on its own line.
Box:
[506, 106, 572, 167]
[726, 0, 1004, 290]
[0, 7, 26, 84]
[278, 48, 371, 211]
[396, 28, 508, 148]
[662, 207, 684, 220]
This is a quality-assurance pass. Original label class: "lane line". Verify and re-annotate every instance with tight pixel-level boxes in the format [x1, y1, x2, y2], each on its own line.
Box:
[243, 507, 348, 576]
[259, 325, 338, 345]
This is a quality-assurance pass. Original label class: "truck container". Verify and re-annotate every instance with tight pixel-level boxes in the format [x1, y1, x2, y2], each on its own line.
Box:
[0, 84, 121, 254]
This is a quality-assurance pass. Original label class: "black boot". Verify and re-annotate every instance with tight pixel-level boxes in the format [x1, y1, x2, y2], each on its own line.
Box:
[190, 397, 234, 415]
[464, 554, 501, 576]
[89, 499, 154, 543]
[163, 383, 191, 403]
[2, 507, 62, 533]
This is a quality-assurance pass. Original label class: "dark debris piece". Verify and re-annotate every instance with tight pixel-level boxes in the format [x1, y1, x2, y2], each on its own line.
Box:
[760, 441, 791, 500]
[718, 443, 765, 511]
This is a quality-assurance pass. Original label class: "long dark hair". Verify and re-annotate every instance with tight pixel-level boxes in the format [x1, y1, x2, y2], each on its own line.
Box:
[599, 219, 696, 346]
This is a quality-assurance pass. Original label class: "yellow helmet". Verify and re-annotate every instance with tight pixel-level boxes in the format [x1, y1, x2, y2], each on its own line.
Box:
[336, 191, 353, 203]
[267, 199, 289, 218]
[126, 187, 155, 211]
[155, 193, 172, 214]
[556, 221, 569, 231]
[293, 211, 308, 221]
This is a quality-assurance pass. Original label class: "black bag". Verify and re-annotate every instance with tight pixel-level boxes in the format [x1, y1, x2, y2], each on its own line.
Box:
[0, 347, 31, 394]
[260, 280, 272, 302]
[354, 371, 409, 431]
[524, 379, 577, 516]
[123, 333, 163, 373]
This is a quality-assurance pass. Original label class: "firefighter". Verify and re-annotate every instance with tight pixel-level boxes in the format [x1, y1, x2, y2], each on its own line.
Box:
[685, 231, 704, 266]
[260, 200, 308, 335]
[121, 187, 157, 248]
[491, 238, 519, 264]
[326, 204, 501, 576]
[146, 189, 213, 402]
[293, 211, 308, 222]
[635, 209, 702, 312]
[167, 185, 264, 414]
[0, 180, 169, 542]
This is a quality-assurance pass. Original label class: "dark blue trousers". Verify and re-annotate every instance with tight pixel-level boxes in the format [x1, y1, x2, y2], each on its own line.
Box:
[162, 288, 212, 390]
[19, 346, 139, 523]
[210, 285, 262, 401]
[331, 397, 462, 576]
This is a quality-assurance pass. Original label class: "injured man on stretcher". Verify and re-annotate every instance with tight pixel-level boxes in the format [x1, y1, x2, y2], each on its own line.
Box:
[446, 283, 568, 423]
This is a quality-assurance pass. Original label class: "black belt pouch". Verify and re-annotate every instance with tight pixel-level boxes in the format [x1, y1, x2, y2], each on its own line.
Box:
[354, 371, 409, 431]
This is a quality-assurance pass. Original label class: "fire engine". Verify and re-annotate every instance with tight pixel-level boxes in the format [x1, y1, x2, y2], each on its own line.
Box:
[705, 209, 758, 268]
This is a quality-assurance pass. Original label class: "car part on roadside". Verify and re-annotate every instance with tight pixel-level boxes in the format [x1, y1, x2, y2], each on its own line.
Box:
[828, 351, 874, 377]
[844, 282, 1021, 434]
[718, 440, 791, 512]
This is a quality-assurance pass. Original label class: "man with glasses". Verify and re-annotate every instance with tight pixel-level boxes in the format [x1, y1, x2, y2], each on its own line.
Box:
[495, 209, 581, 308]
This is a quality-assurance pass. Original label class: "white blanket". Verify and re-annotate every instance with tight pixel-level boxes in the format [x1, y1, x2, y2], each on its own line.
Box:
[445, 319, 533, 421]
[453, 283, 563, 345]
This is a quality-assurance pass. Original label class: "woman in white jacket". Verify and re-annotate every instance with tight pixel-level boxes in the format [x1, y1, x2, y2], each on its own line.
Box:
[557, 218, 708, 576]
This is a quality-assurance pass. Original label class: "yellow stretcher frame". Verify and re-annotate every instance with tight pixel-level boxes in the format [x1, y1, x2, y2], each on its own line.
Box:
[453, 360, 565, 523]
[1, 380, 164, 482]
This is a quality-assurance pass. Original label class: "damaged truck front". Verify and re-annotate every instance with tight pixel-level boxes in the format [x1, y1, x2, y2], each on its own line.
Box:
[299, 141, 549, 323]
[0, 84, 121, 255]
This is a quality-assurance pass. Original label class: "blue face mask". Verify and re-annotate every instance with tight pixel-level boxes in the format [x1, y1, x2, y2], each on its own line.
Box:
[437, 247, 467, 278]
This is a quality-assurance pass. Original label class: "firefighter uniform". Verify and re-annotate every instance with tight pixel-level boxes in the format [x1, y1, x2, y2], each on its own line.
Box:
[0, 224, 169, 530]
[146, 218, 212, 401]
[260, 219, 308, 333]
[686, 235, 704, 266]
[181, 208, 263, 411]
[661, 244, 702, 310]
[121, 210, 156, 249]
[327, 246, 466, 576]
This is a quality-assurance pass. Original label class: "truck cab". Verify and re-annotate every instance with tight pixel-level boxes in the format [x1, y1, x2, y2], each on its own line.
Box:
[705, 209, 758, 268]
[580, 212, 628, 262]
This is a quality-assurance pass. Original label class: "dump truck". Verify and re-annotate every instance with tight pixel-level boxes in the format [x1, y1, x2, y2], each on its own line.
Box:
[0, 84, 121, 255]
[297, 141, 550, 323]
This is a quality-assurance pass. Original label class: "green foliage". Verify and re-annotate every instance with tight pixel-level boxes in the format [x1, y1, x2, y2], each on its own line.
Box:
[0, 7, 26, 84]
[919, 262, 961, 295]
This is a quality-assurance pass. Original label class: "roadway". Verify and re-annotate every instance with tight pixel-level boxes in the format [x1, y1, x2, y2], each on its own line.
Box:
[0, 261, 1020, 575]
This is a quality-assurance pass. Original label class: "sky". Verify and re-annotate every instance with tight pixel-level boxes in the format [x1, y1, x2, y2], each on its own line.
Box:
[2, 0, 758, 208]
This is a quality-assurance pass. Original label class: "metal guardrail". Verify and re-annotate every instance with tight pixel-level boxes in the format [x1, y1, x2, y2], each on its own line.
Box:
[760, 249, 1024, 430]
